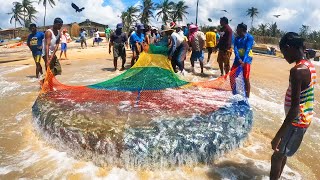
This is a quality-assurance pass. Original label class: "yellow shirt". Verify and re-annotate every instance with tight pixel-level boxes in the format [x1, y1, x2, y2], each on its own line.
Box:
[205, 31, 216, 48]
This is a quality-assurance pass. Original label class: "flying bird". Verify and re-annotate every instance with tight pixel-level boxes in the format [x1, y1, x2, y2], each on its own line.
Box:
[273, 15, 281, 18]
[71, 3, 85, 12]
[221, 10, 228, 13]
[208, 18, 212, 22]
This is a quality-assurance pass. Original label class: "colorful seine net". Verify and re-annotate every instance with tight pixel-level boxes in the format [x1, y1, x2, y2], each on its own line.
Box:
[33, 44, 253, 167]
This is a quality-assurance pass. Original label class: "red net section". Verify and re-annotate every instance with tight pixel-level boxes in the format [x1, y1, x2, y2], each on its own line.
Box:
[39, 51, 245, 117]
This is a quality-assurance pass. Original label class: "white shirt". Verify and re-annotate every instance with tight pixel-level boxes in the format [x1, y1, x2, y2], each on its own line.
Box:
[95, 31, 100, 38]
[43, 29, 60, 56]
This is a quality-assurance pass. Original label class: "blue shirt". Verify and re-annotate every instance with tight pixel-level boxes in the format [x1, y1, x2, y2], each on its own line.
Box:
[183, 28, 189, 37]
[233, 33, 254, 65]
[216, 33, 220, 41]
[130, 32, 145, 45]
[27, 31, 44, 55]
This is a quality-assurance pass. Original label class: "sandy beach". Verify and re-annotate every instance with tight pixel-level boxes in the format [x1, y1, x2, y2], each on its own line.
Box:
[0, 40, 319, 179]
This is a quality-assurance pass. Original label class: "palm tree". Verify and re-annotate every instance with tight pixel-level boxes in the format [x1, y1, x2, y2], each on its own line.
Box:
[20, 0, 33, 27]
[258, 23, 268, 36]
[299, 25, 310, 39]
[7, 2, 23, 38]
[126, 6, 140, 29]
[170, 1, 189, 23]
[121, 11, 128, 27]
[38, 0, 57, 27]
[25, 5, 38, 28]
[268, 22, 280, 37]
[156, 0, 174, 24]
[140, 0, 155, 24]
[27, 5, 38, 22]
[246, 7, 258, 28]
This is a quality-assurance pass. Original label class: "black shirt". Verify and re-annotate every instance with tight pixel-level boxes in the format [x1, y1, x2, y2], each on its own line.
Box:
[110, 31, 128, 44]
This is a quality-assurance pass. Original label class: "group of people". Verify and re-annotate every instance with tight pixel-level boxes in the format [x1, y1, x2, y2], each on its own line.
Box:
[26, 16, 316, 180]
[27, 18, 66, 79]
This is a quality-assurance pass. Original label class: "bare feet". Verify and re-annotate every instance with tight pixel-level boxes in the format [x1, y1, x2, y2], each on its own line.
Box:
[119, 67, 125, 71]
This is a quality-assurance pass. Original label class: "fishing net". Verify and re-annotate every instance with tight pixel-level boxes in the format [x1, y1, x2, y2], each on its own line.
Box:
[33, 44, 253, 167]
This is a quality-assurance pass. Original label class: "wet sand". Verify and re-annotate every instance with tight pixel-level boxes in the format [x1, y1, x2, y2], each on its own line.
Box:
[0, 40, 319, 179]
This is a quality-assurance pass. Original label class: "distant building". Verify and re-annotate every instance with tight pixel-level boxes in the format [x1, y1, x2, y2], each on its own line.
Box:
[0, 20, 107, 40]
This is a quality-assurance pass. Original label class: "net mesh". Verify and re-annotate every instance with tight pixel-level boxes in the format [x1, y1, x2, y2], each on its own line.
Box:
[33, 44, 251, 166]
[40, 44, 245, 114]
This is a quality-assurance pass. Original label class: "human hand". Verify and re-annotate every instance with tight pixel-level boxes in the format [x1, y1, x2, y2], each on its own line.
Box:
[239, 59, 245, 67]
[271, 136, 282, 152]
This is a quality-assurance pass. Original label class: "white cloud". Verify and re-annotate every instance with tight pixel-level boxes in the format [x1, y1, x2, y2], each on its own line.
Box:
[1, 0, 320, 33]
[1, 0, 124, 29]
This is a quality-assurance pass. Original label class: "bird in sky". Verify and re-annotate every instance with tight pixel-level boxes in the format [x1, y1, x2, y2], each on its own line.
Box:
[221, 10, 228, 13]
[71, 3, 85, 13]
[273, 15, 281, 18]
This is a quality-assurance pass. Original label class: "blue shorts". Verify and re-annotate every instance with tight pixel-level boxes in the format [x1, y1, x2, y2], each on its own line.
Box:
[61, 43, 67, 51]
[278, 124, 307, 157]
[191, 51, 204, 62]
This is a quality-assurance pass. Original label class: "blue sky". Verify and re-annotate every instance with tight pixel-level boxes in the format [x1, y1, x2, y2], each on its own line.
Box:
[1, 0, 320, 33]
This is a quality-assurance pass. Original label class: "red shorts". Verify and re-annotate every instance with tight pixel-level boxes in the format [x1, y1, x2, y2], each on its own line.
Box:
[231, 63, 250, 80]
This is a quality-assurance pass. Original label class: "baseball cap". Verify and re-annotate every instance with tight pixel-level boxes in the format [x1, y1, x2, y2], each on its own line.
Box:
[136, 24, 145, 30]
[116, 23, 123, 29]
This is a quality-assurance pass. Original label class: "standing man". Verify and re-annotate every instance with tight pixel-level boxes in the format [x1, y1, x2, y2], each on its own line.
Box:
[27, 23, 45, 79]
[188, 24, 206, 74]
[205, 26, 217, 64]
[163, 26, 186, 73]
[175, 24, 184, 37]
[93, 28, 100, 47]
[215, 17, 233, 76]
[43, 17, 63, 76]
[80, 28, 87, 49]
[105, 25, 111, 42]
[230, 23, 254, 98]
[130, 24, 145, 66]
[109, 23, 128, 71]
[59, 28, 71, 60]
[270, 32, 316, 180]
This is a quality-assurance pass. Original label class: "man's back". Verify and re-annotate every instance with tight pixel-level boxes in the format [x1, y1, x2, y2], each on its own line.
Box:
[206, 31, 216, 48]
[190, 31, 205, 51]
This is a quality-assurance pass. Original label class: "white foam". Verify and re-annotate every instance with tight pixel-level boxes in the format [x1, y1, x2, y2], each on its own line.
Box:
[15, 109, 29, 122]
[249, 93, 284, 116]
[0, 166, 13, 175]
[0, 65, 30, 76]
[311, 60, 320, 67]
[0, 77, 21, 96]
[106, 168, 139, 180]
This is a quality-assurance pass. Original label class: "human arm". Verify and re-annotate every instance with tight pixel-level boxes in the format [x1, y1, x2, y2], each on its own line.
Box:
[109, 33, 114, 54]
[27, 35, 31, 50]
[124, 33, 129, 49]
[50, 34, 60, 61]
[271, 68, 304, 151]
[242, 35, 254, 64]
[201, 32, 206, 50]
[45, 31, 52, 66]
[233, 38, 240, 62]
[168, 35, 177, 59]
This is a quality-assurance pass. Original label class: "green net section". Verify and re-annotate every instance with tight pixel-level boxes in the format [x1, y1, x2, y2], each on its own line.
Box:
[148, 44, 169, 55]
[88, 67, 189, 91]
